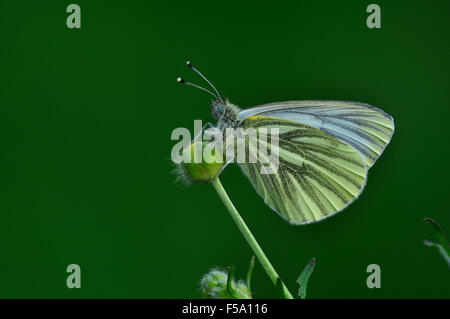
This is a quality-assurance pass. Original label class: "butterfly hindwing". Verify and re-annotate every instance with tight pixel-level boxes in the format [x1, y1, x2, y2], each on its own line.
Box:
[237, 101, 394, 167]
[236, 116, 368, 224]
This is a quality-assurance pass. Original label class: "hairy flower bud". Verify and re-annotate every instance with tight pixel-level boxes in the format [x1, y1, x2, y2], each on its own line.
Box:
[200, 268, 251, 299]
[174, 140, 225, 184]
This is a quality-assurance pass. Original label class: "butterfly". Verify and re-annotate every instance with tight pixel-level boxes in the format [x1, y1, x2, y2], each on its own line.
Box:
[177, 61, 394, 225]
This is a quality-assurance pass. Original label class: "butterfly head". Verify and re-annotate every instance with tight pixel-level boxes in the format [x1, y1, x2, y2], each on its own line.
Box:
[210, 99, 226, 120]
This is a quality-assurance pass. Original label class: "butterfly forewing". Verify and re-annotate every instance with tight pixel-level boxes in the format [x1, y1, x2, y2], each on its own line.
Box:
[237, 101, 394, 167]
[237, 116, 367, 224]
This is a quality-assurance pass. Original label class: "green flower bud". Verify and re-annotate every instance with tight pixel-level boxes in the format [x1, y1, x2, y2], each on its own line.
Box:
[175, 140, 225, 184]
[200, 268, 251, 299]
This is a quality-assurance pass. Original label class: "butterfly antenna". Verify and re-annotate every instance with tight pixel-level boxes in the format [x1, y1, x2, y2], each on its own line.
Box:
[186, 61, 224, 103]
[176, 77, 219, 100]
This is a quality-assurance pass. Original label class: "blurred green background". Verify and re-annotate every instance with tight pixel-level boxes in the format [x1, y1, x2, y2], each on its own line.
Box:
[0, 0, 449, 298]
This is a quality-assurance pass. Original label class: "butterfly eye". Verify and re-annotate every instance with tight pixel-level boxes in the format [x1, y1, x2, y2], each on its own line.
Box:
[210, 101, 226, 120]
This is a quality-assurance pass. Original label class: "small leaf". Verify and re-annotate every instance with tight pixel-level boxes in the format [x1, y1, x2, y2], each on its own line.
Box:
[424, 218, 450, 258]
[246, 256, 256, 297]
[423, 218, 450, 268]
[226, 266, 240, 299]
[296, 258, 316, 299]
[423, 240, 450, 268]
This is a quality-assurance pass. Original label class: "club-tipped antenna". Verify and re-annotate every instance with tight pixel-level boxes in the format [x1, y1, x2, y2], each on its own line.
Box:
[186, 61, 223, 103]
[176, 77, 219, 100]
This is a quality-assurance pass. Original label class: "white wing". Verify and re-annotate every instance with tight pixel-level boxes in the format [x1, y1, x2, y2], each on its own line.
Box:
[237, 101, 394, 167]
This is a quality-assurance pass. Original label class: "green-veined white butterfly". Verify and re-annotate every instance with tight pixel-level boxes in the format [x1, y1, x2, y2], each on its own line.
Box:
[178, 61, 394, 225]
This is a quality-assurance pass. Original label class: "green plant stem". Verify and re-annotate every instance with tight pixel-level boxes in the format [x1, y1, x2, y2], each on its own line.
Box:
[212, 177, 294, 299]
